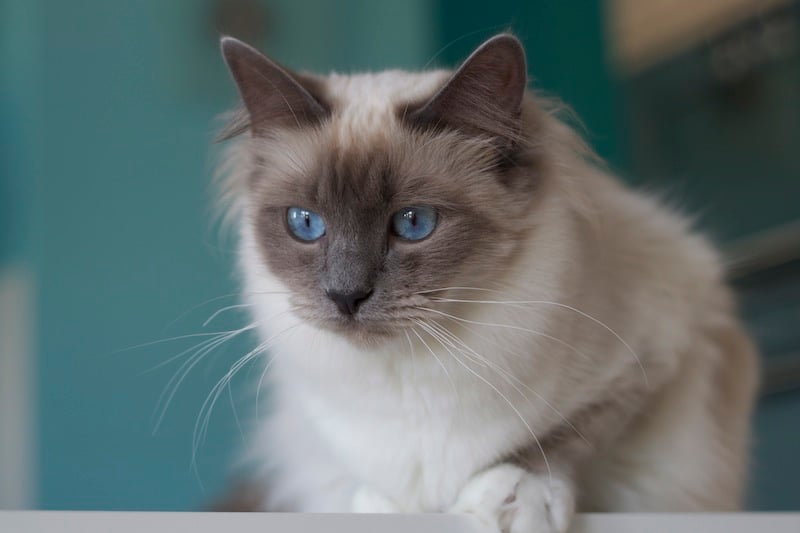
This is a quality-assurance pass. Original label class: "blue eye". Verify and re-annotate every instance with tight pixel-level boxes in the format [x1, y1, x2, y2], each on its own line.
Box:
[391, 206, 437, 241]
[287, 207, 326, 241]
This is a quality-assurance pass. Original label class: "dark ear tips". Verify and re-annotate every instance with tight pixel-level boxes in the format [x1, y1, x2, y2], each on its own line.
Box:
[405, 33, 529, 145]
[219, 36, 329, 135]
[479, 33, 525, 57]
[219, 36, 266, 76]
[473, 33, 526, 66]
[219, 36, 255, 64]
[462, 33, 527, 111]
[220, 35, 236, 60]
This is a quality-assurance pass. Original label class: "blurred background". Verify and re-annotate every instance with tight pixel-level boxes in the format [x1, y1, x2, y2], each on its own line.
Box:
[1, 0, 798, 512]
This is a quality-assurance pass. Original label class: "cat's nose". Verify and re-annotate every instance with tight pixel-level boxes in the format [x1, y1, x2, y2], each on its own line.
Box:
[326, 289, 373, 316]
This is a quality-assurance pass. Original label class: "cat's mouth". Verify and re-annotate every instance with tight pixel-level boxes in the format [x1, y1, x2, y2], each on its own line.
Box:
[292, 297, 427, 346]
[293, 307, 405, 346]
[322, 316, 400, 345]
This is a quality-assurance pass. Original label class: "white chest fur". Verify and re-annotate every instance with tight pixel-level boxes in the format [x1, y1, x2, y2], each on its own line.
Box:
[260, 317, 558, 512]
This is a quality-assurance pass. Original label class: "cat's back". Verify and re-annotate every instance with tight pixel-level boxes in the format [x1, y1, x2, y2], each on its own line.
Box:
[576, 167, 731, 319]
[566, 168, 759, 510]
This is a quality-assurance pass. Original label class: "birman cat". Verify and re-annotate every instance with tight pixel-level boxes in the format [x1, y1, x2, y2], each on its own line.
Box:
[215, 34, 759, 532]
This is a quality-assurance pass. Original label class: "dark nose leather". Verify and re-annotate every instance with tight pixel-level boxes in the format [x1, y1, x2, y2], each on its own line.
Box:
[326, 289, 373, 316]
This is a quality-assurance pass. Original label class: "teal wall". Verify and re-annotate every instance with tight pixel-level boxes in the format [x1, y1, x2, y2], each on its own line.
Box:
[0, 0, 38, 264]
[2, 0, 431, 510]
[33, 0, 246, 510]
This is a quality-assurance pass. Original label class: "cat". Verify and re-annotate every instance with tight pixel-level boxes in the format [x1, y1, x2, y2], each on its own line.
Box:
[215, 33, 759, 532]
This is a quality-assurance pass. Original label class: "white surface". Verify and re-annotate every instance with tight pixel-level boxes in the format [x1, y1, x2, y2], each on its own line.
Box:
[0, 264, 36, 509]
[1, 512, 799, 533]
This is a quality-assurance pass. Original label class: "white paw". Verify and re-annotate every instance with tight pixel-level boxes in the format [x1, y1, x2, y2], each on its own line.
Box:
[449, 464, 574, 533]
[351, 485, 401, 513]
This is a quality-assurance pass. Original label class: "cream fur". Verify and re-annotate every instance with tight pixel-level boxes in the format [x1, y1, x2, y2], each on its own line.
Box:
[219, 66, 759, 527]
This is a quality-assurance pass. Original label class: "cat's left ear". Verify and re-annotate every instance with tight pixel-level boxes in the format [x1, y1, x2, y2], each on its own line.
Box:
[220, 36, 329, 136]
[406, 33, 527, 147]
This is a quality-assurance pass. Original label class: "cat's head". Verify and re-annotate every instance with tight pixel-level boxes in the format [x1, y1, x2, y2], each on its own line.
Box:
[219, 34, 556, 345]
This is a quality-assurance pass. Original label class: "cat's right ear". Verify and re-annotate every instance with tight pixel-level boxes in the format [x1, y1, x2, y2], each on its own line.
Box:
[404, 34, 527, 151]
[220, 37, 329, 136]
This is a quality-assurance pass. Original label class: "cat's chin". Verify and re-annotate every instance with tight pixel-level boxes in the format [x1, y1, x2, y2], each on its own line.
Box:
[318, 318, 401, 348]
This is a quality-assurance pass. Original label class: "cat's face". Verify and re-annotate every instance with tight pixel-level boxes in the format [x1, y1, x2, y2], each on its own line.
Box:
[222, 35, 543, 344]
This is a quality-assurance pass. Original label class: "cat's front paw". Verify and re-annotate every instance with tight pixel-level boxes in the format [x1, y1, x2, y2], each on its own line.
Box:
[449, 464, 574, 533]
[351, 485, 401, 513]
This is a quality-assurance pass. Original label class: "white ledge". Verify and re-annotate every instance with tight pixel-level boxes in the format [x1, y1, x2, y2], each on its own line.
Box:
[2, 511, 800, 533]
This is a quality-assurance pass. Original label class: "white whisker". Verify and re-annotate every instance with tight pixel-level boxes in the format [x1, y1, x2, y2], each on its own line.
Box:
[142, 322, 261, 377]
[428, 297, 648, 386]
[152, 323, 257, 433]
[191, 323, 299, 473]
[424, 319, 590, 446]
[417, 319, 488, 368]
[254, 329, 297, 421]
[203, 303, 256, 327]
[229, 380, 244, 444]
[414, 286, 498, 296]
[404, 330, 418, 390]
[112, 330, 243, 356]
[161, 292, 243, 333]
[160, 289, 290, 333]
[416, 306, 592, 362]
[417, 319, 552, 482]
[410, 325, 459, 400]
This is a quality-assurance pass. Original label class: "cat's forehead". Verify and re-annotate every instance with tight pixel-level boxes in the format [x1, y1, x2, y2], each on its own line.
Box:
[251, 68, 500, 212]
[325, 69, 450, 108]
[322, 70, 450, 134]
